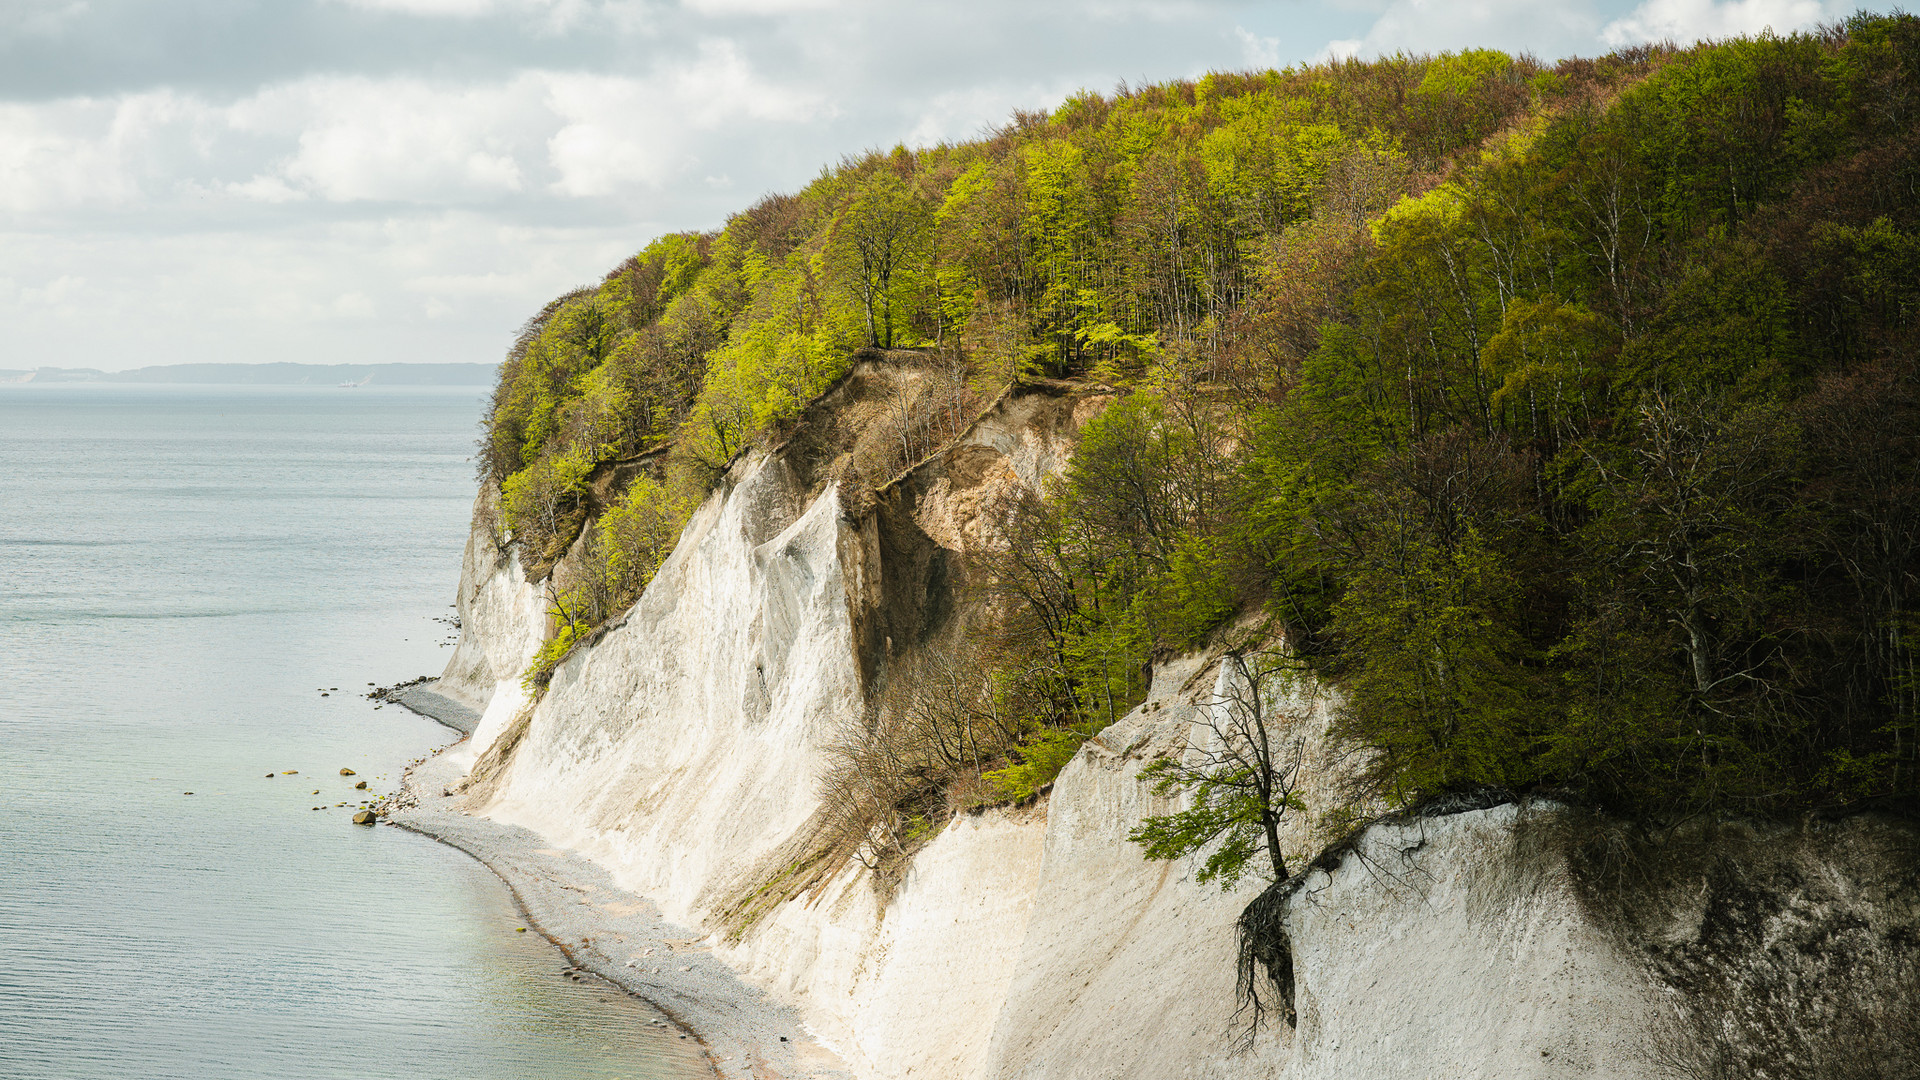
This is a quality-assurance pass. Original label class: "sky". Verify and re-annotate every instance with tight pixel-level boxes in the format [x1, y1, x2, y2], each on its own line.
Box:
[0, 0, 1874, 371]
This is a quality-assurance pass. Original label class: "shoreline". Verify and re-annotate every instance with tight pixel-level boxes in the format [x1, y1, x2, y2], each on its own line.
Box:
[381, 684, 850, 1080]
[371, 679, 480, 735]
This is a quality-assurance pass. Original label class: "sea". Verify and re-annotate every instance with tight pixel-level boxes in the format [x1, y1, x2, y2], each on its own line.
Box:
[0, 383, 709, 1080]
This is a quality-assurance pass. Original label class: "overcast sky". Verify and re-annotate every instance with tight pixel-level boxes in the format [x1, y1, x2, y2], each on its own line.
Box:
[0, 0, 1872, 371]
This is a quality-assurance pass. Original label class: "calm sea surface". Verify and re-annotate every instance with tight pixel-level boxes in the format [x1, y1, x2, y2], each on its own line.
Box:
[0, 384, 708, 1080]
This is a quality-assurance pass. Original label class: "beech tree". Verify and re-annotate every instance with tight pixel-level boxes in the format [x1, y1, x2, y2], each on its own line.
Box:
[831, 175, 932, 348]
[1129, 649, 1308, 888]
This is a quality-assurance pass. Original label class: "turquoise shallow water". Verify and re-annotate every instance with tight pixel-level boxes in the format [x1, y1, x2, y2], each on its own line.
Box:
[0, 384, 709, 1080]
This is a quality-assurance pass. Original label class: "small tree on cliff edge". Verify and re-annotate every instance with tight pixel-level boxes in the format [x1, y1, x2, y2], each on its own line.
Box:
[1129, 646, 1309, 1038]
[1129, 647, 1307, 888]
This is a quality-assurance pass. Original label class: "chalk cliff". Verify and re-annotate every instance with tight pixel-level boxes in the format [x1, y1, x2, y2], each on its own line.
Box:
[432, 361, 1918, 1080]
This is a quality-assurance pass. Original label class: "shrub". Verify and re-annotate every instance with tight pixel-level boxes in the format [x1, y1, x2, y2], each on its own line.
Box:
[983, 728, 1087, 800]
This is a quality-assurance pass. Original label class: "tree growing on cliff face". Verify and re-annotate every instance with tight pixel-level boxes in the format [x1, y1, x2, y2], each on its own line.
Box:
[1130, 646, 1311, 1039]
[1129, 648, 1309, 888]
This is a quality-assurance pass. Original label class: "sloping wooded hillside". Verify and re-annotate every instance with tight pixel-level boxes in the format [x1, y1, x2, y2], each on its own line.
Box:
[482, 15, 1920, 829]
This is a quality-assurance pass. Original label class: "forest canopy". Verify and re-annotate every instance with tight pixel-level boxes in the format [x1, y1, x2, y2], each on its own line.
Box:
[483, 14, 1920, 824]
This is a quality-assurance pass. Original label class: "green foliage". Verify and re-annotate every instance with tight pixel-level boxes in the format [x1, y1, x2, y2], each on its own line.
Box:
[1128, 651, 1309, 889]
[1128, 776, 1263, 886]
[1411, 49, 1528, 155]
[592, 475, 691, 611]
[522, 607, 591, 691]
[983, 728, 1087, 800]
[1157, 537, 1237, 649]
[1228, 15, 1920, 814]
[828, 174, 935, 348]
[1200, 109, 1344, 237]
[1417, 48, 1513, 98]
[482, 17, 1920, 817]
[1327, 522, 1547, 799]
[1129, 761, 1296, 888]
[610, 232, 712, 330]
[500, 444, 596, 559]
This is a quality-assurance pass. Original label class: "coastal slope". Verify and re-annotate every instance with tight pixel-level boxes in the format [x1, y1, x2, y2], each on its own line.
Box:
[418, 370, 1700, 1080]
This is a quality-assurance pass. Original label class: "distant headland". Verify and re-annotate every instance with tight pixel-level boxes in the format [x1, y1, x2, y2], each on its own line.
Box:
[0, 362, 498, 386]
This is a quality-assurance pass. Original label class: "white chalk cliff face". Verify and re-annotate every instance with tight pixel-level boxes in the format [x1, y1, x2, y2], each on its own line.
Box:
[435, 484, 543, 729]
[436, 385, 1670, 1079]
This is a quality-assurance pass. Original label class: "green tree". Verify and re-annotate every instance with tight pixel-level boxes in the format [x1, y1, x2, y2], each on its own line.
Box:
[1129, 649, 1308, 888]
[830, 175, 933, 348]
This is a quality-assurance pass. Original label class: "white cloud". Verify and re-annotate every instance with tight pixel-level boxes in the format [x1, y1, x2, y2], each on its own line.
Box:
[1235, 25, 1283, 69]
[1327, 0, 1859, 60]
[322, 0, 609, 35]
[225, 175, 308, 203]
[1075, 0, 1216, 22]
[266, 80, 535, 203]
[1600, 0, 1846, 46]
[1325, 0, 1606, 61]
[0, 53, 830, 216]
[21, 274, 85, 306]
[331, 0, 501, 13]
[1320, 37, 1363, 61]
[331, 291, 378, 319]
[0, 79, 540, 212]
[0, 92, 214, 212]
[904, 80, 1076, 147]
[326, 0, 581, 17]
[544, 74, 682, 194]
[663, 38, 824, 127]
[0, 213, 637, 367]
[545, 41, 823, 196]
[0, 101, 126, 211]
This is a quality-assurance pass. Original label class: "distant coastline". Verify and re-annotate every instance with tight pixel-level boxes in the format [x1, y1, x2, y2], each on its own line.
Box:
[0, 362, 498, 386]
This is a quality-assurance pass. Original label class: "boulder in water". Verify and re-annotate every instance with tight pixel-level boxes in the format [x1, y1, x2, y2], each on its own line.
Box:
[352, 810, 377, 825]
